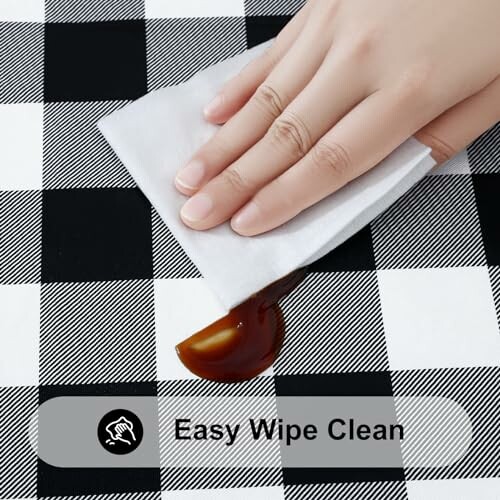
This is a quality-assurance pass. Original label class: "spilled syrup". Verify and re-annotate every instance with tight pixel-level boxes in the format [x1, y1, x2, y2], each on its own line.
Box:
[176, 268, 307, 383]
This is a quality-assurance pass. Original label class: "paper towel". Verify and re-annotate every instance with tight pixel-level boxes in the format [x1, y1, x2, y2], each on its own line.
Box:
[98, 41, 436, 310]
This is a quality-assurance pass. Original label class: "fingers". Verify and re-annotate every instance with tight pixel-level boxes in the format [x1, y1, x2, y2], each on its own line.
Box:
[416, 76, 500, 164]
[232, 77, 500, 236]
[175, 4, 333, 196]
[231, 81, 433, 235]
[179, 48, 368, 230]
[204, 0, 317, 124]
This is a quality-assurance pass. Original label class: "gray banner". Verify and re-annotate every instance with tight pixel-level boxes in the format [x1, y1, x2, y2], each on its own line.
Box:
[31, 396, 472, 468]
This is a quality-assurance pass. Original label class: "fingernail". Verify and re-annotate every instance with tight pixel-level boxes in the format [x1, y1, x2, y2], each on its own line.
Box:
[204, 94, 224, 118]
[231, 201, 260, 233]
[181, 193, 213, 222]
[176, 160, 205, 190]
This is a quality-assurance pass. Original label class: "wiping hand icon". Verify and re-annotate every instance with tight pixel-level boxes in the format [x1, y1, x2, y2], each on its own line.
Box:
[105, 416, 137, 446]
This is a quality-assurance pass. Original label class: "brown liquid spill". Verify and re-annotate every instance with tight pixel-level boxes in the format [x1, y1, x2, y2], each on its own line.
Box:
[176, 268, 307, 383]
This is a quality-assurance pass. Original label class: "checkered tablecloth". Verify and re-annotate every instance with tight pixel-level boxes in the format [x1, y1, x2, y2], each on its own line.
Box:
[1, 1, 499, 499]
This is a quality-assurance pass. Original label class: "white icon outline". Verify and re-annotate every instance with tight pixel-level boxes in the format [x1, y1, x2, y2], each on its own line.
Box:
[104, 416, 137, 446]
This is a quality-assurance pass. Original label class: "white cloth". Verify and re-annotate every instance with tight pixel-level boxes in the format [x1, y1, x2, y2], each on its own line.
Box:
[98, 42, 436, 311]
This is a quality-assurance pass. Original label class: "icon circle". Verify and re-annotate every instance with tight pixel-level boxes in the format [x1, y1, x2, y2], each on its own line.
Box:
[97, 409, 143, 455]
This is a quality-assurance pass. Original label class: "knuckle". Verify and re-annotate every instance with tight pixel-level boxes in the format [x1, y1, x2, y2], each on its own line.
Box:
[268, 112, 312, 158]
[347, 27, 379, 60]
[219, 167, 251, 194]
[253, 84, 285, 118]
[310, 141, 351, 180]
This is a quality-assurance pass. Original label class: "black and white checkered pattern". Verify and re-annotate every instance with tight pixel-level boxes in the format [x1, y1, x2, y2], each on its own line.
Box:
[1, 1, 499, 499]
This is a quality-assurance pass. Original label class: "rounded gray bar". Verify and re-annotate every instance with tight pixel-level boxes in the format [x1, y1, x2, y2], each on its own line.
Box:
[31, 396, 472, 468]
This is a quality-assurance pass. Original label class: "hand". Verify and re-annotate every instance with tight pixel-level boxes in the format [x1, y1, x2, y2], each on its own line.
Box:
[105, 416, 136, 445]
[175, 0, 500, 236]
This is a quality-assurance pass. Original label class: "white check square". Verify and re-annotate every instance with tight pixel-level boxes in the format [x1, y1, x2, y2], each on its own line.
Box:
[146, 0, 244, 19]
[0, 103, 43, 190]
[378, 267, 500, 370]
[0, 284, 40, 386]
[155, 278, 226, 380]
[0, 0, 44, 22]
[406, 478, 500, 500]
[164, 486, 285, 500]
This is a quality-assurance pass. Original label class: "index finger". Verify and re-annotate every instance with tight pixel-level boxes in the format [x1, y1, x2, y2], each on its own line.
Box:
[174, 3, 332, 194]
[204, 0, 317, 124]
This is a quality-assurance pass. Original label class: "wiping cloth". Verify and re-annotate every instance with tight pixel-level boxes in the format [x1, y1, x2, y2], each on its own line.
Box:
[98, 41, 436, 310]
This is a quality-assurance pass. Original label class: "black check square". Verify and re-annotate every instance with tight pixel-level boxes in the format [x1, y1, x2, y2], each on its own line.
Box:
[146, 17, 246, 91]
[308, 226, 376, 272]
[40, 280, 156, 384]
[473, 173, 500, 266]
[41, 188, 153, 283]
[0, 22, 44, 103]
[372, 175, 486, 269]
[468, 123, 500, 174]
[44, 20, 147, 103]
[245, 15, 292, 48]
[274, 372, 395, 397]
[37, 382, 160, 496]
[245, 0, 305, 16]
[275, 271, 389, 375]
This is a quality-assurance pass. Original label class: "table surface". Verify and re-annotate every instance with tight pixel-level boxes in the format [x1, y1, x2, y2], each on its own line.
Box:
[1, 1, 499, 499]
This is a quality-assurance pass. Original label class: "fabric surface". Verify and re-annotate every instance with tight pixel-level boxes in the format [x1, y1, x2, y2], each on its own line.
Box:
[98, 43, 435, 310]
[0, 1, 499, 499]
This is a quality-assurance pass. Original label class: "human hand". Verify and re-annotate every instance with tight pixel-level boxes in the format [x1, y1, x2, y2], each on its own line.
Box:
[175, 0, 500, 235]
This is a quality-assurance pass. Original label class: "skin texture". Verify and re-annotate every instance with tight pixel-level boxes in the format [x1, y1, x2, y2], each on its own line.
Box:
[175, 0, 500, 236]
